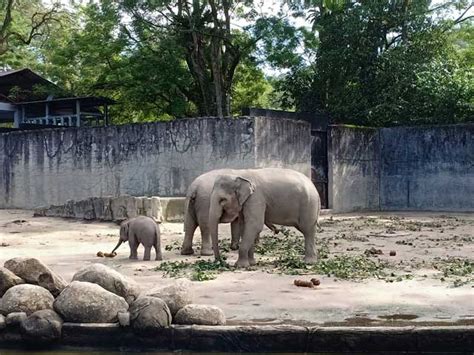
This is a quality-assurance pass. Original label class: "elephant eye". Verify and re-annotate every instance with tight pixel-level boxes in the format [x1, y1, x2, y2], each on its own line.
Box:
[219, 198, 226, 204]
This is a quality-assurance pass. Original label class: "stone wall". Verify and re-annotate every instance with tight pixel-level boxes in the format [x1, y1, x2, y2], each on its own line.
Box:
[328, 126, 380, 212]
[329, 124, 474, 212]
[380, 124, 474, 211]
[0, 117, 311, 209]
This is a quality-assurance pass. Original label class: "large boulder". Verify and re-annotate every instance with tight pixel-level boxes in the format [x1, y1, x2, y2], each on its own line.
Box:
[20, 309, 63, 342]
[54, 281, 128, 323]
[147, 278, 192, 315]
[3, 258, 67, 297]
[174, 304, 226, 325]
[5, 312, 27, 326]
[72, 263, 140, 304]
[2, 284, 54, 315]
[129, 296, 171, 332]
[0, 266, 25, 297]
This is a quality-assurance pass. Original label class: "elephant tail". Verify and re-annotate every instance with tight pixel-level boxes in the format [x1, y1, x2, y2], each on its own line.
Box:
[183, 187, 198, 232]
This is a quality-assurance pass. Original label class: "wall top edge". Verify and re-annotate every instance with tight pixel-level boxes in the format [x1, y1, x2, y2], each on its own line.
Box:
[0, 116, 255, 137]
[0, 115, 313, 138]
[329, 122, 474, 131]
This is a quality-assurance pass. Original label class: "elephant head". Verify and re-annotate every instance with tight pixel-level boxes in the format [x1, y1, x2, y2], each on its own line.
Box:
[110, 220, 130, 254]
[208, 175, 255, 260]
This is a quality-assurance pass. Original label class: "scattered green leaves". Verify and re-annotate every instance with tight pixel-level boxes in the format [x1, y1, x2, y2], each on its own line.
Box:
[433, 258, 473, 287]
[155, 257, 231, 282]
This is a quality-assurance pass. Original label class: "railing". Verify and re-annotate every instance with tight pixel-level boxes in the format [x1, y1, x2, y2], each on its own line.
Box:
[24, 115, 80, 127]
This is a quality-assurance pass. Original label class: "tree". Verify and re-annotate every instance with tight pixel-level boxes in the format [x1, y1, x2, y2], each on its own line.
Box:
[0, 0, 60, 58]
[278, 0, 473, 125]
[121, 0, 267, 117]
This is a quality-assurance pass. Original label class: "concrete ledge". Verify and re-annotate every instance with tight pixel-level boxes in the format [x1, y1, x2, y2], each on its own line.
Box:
[34, 196, 186, 223]
[0, 324, 473, 352]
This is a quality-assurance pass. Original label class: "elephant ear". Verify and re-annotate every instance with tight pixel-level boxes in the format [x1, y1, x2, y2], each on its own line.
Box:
[235, 177, 255, 206]
[120, 222, 130, 241]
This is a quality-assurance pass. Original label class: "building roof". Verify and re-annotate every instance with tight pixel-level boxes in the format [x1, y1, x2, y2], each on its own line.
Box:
[17, 96, 116, 107]
[0, 68, 58, 101]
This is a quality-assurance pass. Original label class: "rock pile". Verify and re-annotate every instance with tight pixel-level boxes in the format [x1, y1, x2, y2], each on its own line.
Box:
[0, 258, 226, 343]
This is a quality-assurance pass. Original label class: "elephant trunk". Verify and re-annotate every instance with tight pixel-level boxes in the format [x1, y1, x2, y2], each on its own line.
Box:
[110, 239, 123, 254]
[208, 195, 222, 261]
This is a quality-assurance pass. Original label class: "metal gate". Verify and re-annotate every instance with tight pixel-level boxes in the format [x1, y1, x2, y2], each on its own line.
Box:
[242, 107, 330, 209]
[311, 130, 328, 209]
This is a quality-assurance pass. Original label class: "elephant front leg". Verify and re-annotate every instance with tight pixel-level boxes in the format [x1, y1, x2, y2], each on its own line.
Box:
[248, 243, 257, 266]
[236, 224, 263, 268]
[236, 204, 264, 268]
[230, 218, 242, 250]
[129, 239, 138, 260]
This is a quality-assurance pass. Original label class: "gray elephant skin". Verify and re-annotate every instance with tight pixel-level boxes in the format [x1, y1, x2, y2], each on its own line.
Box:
[181, 169, 278, 256]
[209, 168, 321, 268]
[111, 216, 162, 261]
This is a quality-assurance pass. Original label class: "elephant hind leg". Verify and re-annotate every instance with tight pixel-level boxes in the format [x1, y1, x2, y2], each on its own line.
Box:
[299, 223, 318, 264]
[199, 223, 213, 256]
[181, 214, 198, 255]
[154, 233, 162, 260]
[143, 245, 151, 261]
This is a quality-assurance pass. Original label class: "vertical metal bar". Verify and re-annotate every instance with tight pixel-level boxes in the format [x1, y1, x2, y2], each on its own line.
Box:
[13, 110, 19, 128]
[76, 100, 81, 127]
[104, 104, 109, 126]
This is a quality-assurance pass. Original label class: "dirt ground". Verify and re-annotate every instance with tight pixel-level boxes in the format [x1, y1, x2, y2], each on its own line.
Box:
[0, 209, 473, 326]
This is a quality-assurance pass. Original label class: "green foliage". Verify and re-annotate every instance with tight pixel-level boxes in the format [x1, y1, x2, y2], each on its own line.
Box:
[155, 257, 231, 282]
[231, 62, 273, 115]
[277, 0, 474, 125]
[434, 257, 473, 287]
[2, 0, 472, 124]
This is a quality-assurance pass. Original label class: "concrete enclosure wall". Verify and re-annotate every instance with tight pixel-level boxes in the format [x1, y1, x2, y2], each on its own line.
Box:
[329, 124, 474, 212]
[0, 117, 311, 209]
[328, 126, 380, 212]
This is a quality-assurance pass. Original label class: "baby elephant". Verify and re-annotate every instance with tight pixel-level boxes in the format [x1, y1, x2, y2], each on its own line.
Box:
[110, 216, 162, 261]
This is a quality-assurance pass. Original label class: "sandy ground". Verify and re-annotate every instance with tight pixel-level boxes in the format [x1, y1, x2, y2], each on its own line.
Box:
[0, 209, 473, 326]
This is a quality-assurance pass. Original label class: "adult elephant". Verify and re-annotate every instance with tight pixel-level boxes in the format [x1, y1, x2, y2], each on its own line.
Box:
[209, 168, 321, 268]
[181, 169, 277, 256]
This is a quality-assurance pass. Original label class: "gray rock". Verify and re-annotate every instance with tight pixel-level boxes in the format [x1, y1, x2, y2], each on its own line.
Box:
[5, 312, 27, 326]
[92, 197, 112, 220]
[142, 197, 162, 222]
[0, 314, 5, 330]
[20, 309, 63, 342]
[4, 257, 67, 297]
[174, 304, 226, 325]
[130, 296, 171, 332]
[147, 278, 192, 315]
[2, 284, 54, 315]
[72, 263, 140, 304]
[0, 266, 25, 297]
[110, 196, 130, 221]
[72, 198, 96, 220]
[53, 281, 128, 323]
[118, 311, 130, 327]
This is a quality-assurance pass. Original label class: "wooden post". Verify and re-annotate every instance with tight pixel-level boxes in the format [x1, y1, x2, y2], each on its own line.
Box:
[76, 100, 81, 127]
